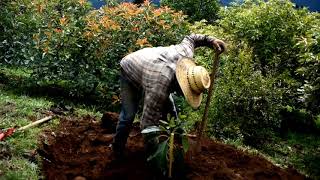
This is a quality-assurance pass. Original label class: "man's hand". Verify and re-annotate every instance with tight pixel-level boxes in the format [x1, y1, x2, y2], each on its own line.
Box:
[213, 39, 226, 54]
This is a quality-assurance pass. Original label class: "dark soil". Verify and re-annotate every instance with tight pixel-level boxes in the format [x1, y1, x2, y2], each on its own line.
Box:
[38, 112, 309, 180]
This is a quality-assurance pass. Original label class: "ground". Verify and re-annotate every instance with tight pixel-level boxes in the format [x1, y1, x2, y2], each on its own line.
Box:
[38, 112, 308, 180]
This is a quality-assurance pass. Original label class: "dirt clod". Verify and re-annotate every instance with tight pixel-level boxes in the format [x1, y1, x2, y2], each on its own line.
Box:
[73, 176, 86, 180]
[38, 113, 309, 180]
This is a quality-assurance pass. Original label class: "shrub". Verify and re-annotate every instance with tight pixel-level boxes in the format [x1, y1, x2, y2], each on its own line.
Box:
[0, 0, 43, 65]
[217, 0, 319, 140]
[296, 23, 320, 116]
[5, 0, 189, 104]
[161, 0, 220, 23]
[218, 0, 318, 109]
[188, 0, 320, 146]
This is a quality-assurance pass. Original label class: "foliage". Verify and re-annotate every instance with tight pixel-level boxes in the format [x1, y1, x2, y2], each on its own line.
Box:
[295, 23, 320, 116]
[0, 0, 40, 65]
[218, 0, 319, 122]
[161, 0, 220, 23]
[189, 0, 320, 146]
[142, 114, 189, 178]
[1, 0, 189, 105]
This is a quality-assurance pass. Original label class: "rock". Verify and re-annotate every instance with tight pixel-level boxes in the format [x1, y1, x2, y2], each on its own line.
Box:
[73, 176, 86, 180]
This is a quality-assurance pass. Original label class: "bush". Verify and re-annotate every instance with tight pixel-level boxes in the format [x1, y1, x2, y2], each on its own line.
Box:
[0, 0, 43, 65]
[3, 0, 189, 105]
[296, 23, 320, 116]
[218, 0, 318, 110]
[161, 0, 220, 23]
[188, 0, 320, 146]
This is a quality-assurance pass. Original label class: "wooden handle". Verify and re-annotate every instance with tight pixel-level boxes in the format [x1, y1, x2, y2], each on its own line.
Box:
[196, 52, 221, 151]
[17, 116, 53, 131]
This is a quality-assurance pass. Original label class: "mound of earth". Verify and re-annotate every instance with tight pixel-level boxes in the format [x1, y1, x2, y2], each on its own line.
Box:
[38, 112, 308, 180]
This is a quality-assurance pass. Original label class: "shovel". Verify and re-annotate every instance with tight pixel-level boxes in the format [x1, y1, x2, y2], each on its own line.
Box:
[0, 116, 53, 141]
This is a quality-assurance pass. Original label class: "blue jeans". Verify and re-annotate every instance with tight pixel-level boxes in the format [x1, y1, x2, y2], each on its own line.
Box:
[113, 71, 178, 151]
[113, 71, 141, 151]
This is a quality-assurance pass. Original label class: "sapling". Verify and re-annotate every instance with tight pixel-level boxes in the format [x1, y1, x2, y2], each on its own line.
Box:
[141, 114, 189, 178]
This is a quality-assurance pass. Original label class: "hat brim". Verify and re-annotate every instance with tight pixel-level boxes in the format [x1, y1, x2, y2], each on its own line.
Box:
[176, 57, 203, 109]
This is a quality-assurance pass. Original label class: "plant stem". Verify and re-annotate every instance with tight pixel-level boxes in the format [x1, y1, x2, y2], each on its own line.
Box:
[168, 132, 174, 178]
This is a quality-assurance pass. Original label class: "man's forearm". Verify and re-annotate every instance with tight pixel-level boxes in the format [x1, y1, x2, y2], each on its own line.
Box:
[184, 33, 216, 49]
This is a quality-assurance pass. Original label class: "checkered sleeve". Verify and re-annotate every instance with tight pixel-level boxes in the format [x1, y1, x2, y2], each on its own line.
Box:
[182, 33, 216, 49]
[176, 34, 216, 58]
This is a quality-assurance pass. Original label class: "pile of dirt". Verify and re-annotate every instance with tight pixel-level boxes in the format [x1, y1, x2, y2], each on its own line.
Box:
[38, 112, 308, 180]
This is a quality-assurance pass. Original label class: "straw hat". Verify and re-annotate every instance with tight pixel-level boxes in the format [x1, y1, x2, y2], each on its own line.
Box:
[176, 57, 211, 109]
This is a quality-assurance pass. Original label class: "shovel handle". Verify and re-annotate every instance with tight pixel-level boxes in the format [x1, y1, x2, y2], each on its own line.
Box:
[17, 116, 53, 131]
[196, 52, 221, 150]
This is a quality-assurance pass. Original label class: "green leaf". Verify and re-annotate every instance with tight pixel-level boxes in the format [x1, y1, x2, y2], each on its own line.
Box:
[141, 126, 161, 134]
[179, 114, 187, 120]
[181, 135, 189, 153]
[159, 125, 170, 134]
[159, 120, 169, 125]
[169, 116, 176, 128]
[147, 139, 169, 162]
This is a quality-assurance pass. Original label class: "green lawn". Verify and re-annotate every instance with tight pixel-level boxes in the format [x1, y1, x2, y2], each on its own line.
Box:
[0, 66, 102, 179]
[0, 88, 53, 180]
[261, 133, 320, 179]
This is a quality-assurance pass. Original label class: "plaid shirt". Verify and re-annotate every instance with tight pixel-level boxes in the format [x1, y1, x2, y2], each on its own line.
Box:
[120, 34, 215, 128]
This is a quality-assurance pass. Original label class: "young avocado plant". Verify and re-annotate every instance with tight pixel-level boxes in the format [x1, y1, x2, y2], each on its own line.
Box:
[141, 114, 189, 178]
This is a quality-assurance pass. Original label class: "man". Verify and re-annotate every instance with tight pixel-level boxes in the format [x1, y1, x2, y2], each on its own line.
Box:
[113, 34, 226, 156]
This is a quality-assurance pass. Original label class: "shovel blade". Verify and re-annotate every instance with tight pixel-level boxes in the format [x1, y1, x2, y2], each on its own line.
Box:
[0, 128, 16, 141]
[0, 133, 5, 141]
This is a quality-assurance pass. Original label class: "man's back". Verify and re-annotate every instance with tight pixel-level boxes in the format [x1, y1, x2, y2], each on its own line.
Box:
[120, 45, 182, 89]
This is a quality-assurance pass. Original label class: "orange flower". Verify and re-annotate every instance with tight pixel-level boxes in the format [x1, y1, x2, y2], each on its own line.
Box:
[112, 95, 120, 105]
[44, 31, 52, 39]
[154, 9, 163, 17]
[132, 27, 139, 32]
[144, 14, 152, 21]
[158, 20, 165, 26]
[43, 47, 49, 53]
[87, 21, 101, 32]
[143, 0, 151, 7]
[48, 22, 52, 29]
[121, 2, 136, 9]
[99, 16, 110, 27]
[136, 38, 150, 47]
[59, 16, 67, 26]
[111, 24, 121, 30]
[36, 3, 44, 13]
[163, 25, 170, 29]
[42, 41, 49, 53]
[100, 16, 121, 30]
[79, 0, 86, 6]
[32, 34, 39, 41]
[54, 28, 62, 33]
[127, 48, 134, 54]
[163, 6, 172, 13]
[119, 12, 129, 19]
[83, 31, 93, 39]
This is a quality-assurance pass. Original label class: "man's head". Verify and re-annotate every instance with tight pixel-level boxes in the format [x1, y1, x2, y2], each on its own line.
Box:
[176, 57, 211, 109]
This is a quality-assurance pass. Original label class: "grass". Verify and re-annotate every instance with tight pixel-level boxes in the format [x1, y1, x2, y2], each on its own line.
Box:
[223, 132, 320, 180]
[261, 132, 320, 179]
[0, 66, 102, 179]
[0, 88, 53, 179]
